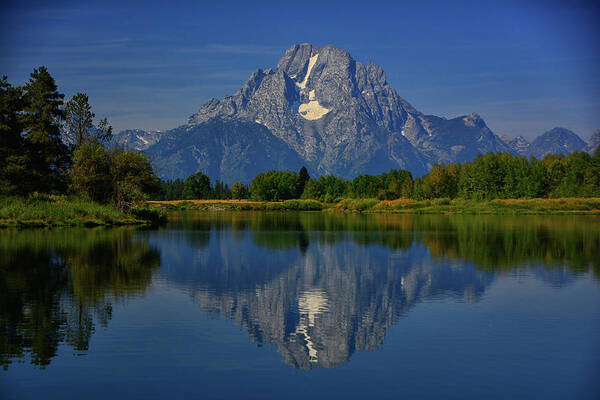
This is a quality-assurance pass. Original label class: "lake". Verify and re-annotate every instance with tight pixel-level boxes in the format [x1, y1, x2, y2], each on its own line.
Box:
[1, 212, 599, 399]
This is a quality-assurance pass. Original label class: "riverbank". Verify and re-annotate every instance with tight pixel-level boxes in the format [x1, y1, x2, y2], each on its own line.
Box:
[0, 195, 167, 228]
[147, 197, 600, 215]
[147, 199, 323, 211]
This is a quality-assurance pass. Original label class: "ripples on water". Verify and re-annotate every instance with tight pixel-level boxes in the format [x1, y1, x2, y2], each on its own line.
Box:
[1, 212, 599, 399]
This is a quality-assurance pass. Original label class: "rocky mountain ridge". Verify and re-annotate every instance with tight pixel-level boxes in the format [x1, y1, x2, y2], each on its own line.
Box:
[113, 43, 598, 183]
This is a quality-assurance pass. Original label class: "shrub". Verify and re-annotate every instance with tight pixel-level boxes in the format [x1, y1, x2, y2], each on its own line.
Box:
[282, 199, 323, 210]
[337, 198, 379, 212]
[130, 206, 168, 225]
[432, 197, 451, 206]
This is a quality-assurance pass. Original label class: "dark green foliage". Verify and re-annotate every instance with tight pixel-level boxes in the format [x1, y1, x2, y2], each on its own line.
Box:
[70, 144, 112, 203]
[111, 150, 160, 210]
[212, 180, 230, 199]
[64, 92, 94, 146]
[129, 206, 168, 225]
[231, 182, 248, 199]
[0, 70, 133, 207]
[249, 170, 301, 201]
[0, 76, 27, 195]
[68, 139, 159, 211]
[159, 179, 185, 200]
[182, 172, 211, 200]
[298, 166, 310, 197]
[155, 177, 241, 201]
[0, 68, 70, 194]
[294, 152, 598, 202]
[585, 148, 600, 197]
[21, 67, 70, 193]
[299, 169, 413, 202]
[64, 92, 113, 148]
[450, 152, 597, 200]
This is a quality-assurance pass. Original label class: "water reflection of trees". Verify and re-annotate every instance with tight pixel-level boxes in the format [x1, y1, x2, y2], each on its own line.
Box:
[174, 212, 599, 278]
[0, 229, 160, 369]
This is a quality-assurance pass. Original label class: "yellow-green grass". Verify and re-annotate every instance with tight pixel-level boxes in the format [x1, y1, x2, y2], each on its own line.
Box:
[147, 197, 600, 215]
[147, 199, 323, 211]
[369, 197, 600, 214]
[0, 195, 165, 228]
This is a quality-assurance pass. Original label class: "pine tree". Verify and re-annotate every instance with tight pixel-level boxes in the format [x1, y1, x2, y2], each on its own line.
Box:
[64, 92, 94, 146]
[298, 166, 310, 197]
[22, 66, 69, 193]
[64, 93, 113, 147]
[0, 76, 28, 194]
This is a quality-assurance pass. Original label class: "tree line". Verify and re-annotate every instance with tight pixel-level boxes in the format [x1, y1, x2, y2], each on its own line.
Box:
[1, 67, 159, 210]
[158, 150, 599, 202]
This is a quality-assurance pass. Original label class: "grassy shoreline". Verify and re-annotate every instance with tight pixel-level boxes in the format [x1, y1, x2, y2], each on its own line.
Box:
[0, 195, 166, 228]
[3, 196, 598, 229]
[147, 198, 600, 215]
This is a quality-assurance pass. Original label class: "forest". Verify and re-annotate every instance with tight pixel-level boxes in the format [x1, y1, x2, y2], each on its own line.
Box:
[159, 150, 600, 202]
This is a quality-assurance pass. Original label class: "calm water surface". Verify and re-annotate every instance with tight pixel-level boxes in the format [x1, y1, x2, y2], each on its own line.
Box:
[1, 212, 599, 399]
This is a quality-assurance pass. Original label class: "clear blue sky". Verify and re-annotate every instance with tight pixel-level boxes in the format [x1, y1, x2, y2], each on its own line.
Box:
[1, 0, 599, 140]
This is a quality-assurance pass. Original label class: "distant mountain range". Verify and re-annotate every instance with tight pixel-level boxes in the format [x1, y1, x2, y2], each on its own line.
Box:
[499, 127, 596, 159]
[113, 43, 599, 183]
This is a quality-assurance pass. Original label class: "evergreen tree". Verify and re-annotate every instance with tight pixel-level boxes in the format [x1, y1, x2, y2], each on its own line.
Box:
[22, 66, 69, 193]
[0, 76, 27, 195]
[64, 92, 94, 146]
[297, 166, 310, 197]
[182, 172, 211, 200]
[64, 93, 113, 147]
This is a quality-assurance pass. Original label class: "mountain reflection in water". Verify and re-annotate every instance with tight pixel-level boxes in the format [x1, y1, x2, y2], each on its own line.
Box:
[1, 212, 598, 370]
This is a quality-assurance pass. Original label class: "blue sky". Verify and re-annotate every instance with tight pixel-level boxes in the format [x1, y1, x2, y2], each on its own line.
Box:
[1, 0, 599, 140]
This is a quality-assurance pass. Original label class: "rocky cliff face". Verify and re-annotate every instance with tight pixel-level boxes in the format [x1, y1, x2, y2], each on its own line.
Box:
[114, 43, 591, 183]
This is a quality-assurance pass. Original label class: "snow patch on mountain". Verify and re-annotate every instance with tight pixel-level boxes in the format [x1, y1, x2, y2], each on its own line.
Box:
[296, 53, 318, 90]
[298, 100, 330, 120]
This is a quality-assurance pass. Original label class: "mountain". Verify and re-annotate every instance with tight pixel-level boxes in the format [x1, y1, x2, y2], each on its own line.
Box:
[145, 119, 305, 184]
[500, 134, 530, 156]
[584, 130, 600, 154]
[113, 129, 161, 151]
[527, 127, 586, 159]
[187, 44, 430, 178]
[115, 43, 515, 183]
